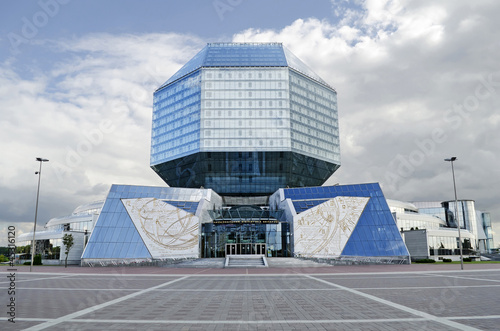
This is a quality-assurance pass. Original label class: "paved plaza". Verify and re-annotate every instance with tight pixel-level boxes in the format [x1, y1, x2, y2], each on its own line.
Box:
[1, 260, 500, 330]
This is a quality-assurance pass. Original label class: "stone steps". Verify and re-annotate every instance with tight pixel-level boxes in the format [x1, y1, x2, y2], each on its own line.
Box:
[225, 255, 267, 268]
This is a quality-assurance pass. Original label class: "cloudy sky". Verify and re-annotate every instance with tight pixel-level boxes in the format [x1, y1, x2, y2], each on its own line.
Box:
[1, 0, 499, 247]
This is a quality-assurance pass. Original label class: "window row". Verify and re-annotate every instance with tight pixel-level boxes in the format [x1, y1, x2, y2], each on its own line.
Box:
[151, 143, 200, 164]
[152, 122, 200, 138]
[151, 136, 200, 155]
[203, 119, 287, 128]
[204, 69, 286, 80]
[291, 132, 339, 147]
[290, 83, 336, 106]
[290, 106, 337, 123]
[397, 219, 442, 231]
[205, 109, 287, 119]
[290, 92, 336, 113]
[290, 101, 336, 118]
[290, 142, 339, 161]
[204, 93, 287, 104]
[204, 81, 287, 90]
[289, 72, 336, 101]
[202, 139, 289, 148]
[152, 112, 199, 128]
[205, 95, 286, 106]
[290, 121, 339, 140]
[151, 137, 199, 158]
[203, 128, 287, 138]
[154, 95, 201, 117]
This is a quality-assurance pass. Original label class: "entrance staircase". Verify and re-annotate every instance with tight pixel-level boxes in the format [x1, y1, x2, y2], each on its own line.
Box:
[225, 255, 268, 268]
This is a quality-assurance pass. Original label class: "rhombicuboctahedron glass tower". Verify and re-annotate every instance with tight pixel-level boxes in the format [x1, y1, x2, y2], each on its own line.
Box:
[150, 42, 340, 196]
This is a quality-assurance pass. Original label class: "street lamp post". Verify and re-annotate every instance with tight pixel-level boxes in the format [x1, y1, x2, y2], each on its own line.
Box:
[30, 157, 49, 272]
[444, 157, 464, 270]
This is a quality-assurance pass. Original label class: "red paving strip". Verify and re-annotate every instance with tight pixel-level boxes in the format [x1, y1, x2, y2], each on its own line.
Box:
[2, 263, 500, 275]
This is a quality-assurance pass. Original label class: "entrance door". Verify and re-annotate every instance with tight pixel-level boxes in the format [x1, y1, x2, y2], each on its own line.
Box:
[226, 243, 266, 255]
[255, 243, 266, 255]
[241, 244, 251, 255]
[225, 244, 237, 255]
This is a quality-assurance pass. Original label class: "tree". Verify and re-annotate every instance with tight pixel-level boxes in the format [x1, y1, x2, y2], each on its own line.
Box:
[62, 234, 74, 268]
[16, 245, 30, 254]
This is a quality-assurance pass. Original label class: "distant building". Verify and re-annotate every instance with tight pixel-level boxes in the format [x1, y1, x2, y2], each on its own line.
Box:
[18, 201, 101, 265]
[388, 199, 494, 261]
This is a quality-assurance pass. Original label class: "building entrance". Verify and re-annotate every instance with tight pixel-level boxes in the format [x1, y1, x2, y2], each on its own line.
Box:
[226, 243, 266, 255]
[201, 222, 290, 258]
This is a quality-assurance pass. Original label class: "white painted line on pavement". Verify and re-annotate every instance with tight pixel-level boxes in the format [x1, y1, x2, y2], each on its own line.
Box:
[22, 275, 190, 331]
[305, 274, 482, 331]
[425, 273, 500, 283]
[0, 274, 74, 285]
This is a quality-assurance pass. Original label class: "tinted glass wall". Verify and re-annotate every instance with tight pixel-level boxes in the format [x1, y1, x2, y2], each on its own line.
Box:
[151, 151, 339, 196]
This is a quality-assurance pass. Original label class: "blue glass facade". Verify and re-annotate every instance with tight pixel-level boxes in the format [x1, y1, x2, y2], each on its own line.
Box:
[151, 43, 340, 196]
[151, 70, 201, 165]
[81, 185, 212, 261]
[272, 183, 409, 258]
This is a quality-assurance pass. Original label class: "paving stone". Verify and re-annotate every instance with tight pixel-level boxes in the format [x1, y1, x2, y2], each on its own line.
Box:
[1, 265, 499, 330]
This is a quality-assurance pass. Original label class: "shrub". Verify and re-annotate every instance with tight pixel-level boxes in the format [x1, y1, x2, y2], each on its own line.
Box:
[463, 257, 472, 262]
[415, 258, 436, 263]
[33, 254, 43, 265]
[443, 258, 452, 263]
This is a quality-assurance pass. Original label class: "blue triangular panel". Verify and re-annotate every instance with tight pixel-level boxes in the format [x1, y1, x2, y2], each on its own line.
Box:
[282, 183, 409, 257]
[82, 184, 208, 260]
[163, 200, 199, 214]
[292, 199, 328, 213]
[341, 195, 409, 257]
[82, 196, 151, 259]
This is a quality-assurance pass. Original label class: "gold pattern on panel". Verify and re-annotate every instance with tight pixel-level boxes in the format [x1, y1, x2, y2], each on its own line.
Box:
[124, 198, 198, 251]
[295, 196, 369, 256]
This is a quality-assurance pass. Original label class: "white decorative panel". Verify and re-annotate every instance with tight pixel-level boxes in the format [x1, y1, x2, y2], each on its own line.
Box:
[293, 196, 369, 258]
[122, 198, 199, 259]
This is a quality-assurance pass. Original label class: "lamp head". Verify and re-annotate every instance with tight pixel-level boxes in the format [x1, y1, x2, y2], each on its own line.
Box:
[36, 157, 49, 162]
[444, 157, 457, 162]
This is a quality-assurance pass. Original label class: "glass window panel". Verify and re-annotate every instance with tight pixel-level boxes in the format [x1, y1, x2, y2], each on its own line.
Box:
[92, 243, 102, 256]
[131, 230, 141, 243]
[110, 228, 121, 242]
[82, 244, 93, 258]
[111, 243, 124, 258]
[100, 243, 111, 256]
[97, 227, 109, 242]
[131, 243, 145, 258]
[123, 243, 136, 258]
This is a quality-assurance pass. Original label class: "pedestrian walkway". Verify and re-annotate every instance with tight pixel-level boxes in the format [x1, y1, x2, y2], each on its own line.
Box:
[1, 264, 499, 330]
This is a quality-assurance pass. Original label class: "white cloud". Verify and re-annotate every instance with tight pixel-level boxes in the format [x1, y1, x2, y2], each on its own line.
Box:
[0, 33, 206, 244]
[234, 1, 500, 244]
[1, 1, 499, 247]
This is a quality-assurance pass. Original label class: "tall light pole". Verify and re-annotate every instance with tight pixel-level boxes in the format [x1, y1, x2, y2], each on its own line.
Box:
[30, 157, 49, 272]
[444, 157, 463, 270]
